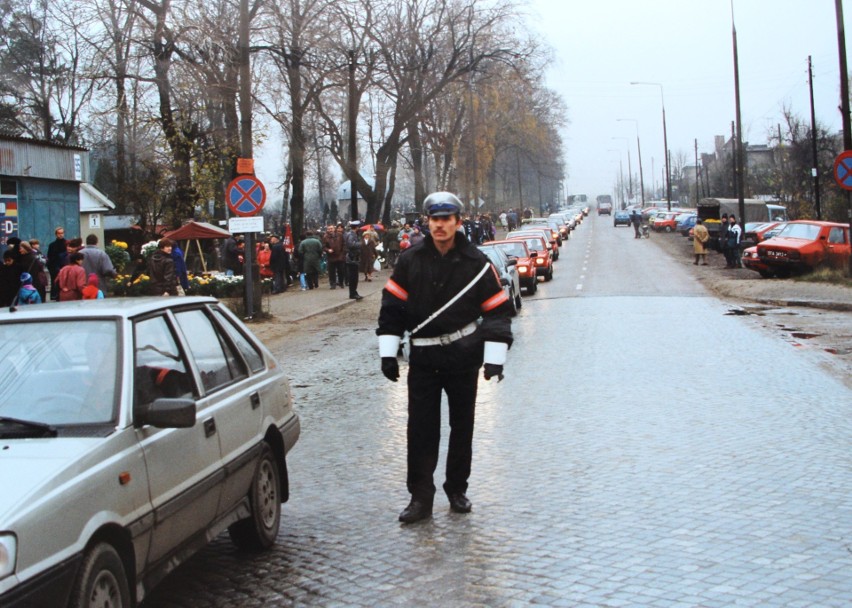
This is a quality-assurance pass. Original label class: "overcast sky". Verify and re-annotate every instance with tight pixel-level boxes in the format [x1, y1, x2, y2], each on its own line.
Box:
[254, 1, 850, 206]
[526, 0, 850, 200]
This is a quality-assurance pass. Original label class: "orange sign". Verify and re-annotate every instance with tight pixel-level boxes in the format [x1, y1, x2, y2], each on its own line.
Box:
[236, 158, 255, 175]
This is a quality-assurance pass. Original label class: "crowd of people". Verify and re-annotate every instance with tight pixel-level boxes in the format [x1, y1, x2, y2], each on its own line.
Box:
[0, 229, 123, 307]
[0, 205, 538, 307]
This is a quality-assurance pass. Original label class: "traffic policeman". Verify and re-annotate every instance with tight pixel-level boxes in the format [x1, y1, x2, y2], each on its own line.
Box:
[376, 192, 513, 524]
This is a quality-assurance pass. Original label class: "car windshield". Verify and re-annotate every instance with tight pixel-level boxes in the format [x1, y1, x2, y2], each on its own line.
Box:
[778, 223, 821, 240]
[0, 319, 119, 426]
[493, 242, 528, 258]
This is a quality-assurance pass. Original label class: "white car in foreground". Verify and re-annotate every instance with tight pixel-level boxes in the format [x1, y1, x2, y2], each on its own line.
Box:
[0, 297, 299, 607]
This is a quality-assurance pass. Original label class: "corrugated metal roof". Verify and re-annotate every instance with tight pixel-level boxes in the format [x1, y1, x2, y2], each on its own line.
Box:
[0, 135, 90, 181]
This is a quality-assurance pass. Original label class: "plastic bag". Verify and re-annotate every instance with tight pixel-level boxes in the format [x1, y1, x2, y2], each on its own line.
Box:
[373, 259, 381, 272]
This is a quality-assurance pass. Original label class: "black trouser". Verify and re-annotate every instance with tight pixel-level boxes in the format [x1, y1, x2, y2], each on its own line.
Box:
[346, 262, 359, 297]
[328, 260, 345, 287]
[633, 222, 641, 237]
[406, 365, 479, 503]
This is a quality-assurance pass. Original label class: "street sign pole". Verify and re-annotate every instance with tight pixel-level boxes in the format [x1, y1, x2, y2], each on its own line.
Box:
[227, 174, 266, 319]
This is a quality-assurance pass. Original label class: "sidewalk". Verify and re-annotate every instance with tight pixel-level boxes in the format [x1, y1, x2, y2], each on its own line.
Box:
[255, 267, 389, 324]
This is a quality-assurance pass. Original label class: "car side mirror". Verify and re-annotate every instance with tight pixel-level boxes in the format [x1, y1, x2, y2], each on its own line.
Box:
[136, 398, 197, 429]
[500, 277, 509, 286]
[529, 250, 538, 256]
[505, 258, 517, 266]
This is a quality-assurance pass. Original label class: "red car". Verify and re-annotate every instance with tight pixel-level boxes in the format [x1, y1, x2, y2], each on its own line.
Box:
[741, 245, 774, 277]
[756, 220, 850, 277]
[481, 239, 538, 294]
[652, 211, 680, 232]
[506, 234, 553, 282]
[508, 228, 559, 260]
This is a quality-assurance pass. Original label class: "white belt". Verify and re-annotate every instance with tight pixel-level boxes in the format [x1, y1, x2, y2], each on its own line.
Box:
[410, 321, 478, 347]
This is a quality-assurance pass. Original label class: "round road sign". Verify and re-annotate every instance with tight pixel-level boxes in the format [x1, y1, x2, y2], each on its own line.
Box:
[226, 175, 266, 217]
[833, 151, 852, 191]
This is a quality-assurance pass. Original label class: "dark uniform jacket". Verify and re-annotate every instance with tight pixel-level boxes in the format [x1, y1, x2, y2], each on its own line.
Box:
[377, 231, 513, 371]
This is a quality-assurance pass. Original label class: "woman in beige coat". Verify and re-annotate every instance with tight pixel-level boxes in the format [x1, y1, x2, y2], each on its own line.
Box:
[693, 218, 710, 265]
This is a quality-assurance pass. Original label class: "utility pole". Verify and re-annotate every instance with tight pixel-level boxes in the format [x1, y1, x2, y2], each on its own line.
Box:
[808, 56, 822, 219]
[731, 1, 746, 227]
[835, 0, 852, 277]
[348, 50, 358, 221]
[238, 0, 256, 318]
[694, 139, 700, 205]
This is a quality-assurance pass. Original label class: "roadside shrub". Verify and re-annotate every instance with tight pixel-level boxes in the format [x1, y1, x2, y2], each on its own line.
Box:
[793, 267, 852, 288]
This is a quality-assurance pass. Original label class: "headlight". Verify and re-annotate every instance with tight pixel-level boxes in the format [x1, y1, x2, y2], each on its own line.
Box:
[535, 258, 544, 265]
[0, 534, 17, 580]
[517, 265, 529, 274]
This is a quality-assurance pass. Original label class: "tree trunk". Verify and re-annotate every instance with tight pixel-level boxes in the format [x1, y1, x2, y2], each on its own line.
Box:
[288, 48, 306, 241]
[408, 120, 426, 209]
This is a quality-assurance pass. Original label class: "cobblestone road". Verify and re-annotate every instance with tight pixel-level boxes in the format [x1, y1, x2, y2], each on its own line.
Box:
[143, 215, 852, 607]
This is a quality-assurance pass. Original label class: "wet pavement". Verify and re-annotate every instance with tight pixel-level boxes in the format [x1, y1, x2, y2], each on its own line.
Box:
[143, 216, 852, 607]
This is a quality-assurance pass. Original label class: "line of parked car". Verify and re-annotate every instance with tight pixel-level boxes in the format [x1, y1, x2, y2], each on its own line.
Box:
[477, 206, 589, 314]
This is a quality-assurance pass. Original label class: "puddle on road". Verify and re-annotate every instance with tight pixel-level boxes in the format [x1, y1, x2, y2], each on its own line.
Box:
[791, 332, 821, 340]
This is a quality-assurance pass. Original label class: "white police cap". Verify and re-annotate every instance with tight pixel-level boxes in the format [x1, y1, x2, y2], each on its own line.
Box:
[423, 192, 464, 217]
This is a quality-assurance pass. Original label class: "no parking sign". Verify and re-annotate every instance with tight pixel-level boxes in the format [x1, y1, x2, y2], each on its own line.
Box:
[226, 175, 266, 217]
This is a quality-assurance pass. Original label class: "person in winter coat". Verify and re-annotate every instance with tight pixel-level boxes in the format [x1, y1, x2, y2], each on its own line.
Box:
[256, 241, 273, 280]
[269, 235, 289, 294]
[298, 230, 324, 289]
[16, 272, 41, 305]
[323, 224, 346, 289]
[171, 243, 190, 293]
[56, 252, 87, 301]
[376, 191, 513, 524]
[80, 234, 117, 296]
[0, 251, 20, 306]
[359, 229, 378, 281]
[82, 273, 104, 299]
[344, 221, 363, 300]
[693, 218, 710, 265]
[147, 238, 178, 296]
[17, 241, 47, 302]
[46, 227, 67, 301]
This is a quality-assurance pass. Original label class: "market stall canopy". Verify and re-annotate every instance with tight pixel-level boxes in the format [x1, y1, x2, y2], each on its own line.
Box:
[164, 221, 231, 241]
[163, 221, 232, 273]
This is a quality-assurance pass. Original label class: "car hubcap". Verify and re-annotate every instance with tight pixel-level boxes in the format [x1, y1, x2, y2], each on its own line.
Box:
[89, 570, 122, 608]
[257, 459, 278, 529]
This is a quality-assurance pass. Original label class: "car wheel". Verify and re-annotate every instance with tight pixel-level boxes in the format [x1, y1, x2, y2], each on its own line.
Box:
[758, 270, 774, 278]
[508, 287, 519, 316]
[228, 442, 281, 551]
[527, 279, 537, 295]
[545, 267, 553, 282]
[69, 542, 131, 608]
[515, 288, 523, 310]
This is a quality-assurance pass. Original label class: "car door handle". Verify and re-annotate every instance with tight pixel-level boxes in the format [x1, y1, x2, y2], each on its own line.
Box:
[203, 417, 217, 438]
[251, 393, 260, 410]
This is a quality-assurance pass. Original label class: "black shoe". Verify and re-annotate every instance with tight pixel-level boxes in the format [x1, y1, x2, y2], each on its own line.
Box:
[399, 499, 432, 524]
[448, 493, 472, 513]
[350, 294, 363, 300]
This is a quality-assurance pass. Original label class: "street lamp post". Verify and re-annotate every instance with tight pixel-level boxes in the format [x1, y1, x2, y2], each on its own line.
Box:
[617, 118, 646, 207]
[631, 81, 671, 210]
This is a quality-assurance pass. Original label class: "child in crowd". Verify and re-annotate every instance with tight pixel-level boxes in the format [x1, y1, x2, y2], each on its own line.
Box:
[17, 272, 42, 305]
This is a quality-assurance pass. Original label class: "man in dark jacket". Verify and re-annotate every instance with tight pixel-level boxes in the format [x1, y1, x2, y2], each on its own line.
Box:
[46, 227, 66, 301]
[147, 238, 178, 296]
[269, 235, 288, 294]
[323, 224, 346, 289]
[376, 191, 514, 524]
[343, 221, 363, 300]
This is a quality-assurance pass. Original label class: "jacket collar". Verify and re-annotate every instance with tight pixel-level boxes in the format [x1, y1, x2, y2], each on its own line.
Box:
[422, 230, 477, 259]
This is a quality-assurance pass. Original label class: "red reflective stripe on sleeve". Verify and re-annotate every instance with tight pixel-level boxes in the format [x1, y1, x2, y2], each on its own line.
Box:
[385, 278, 408, 301]
[481, 290, 509, 312]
